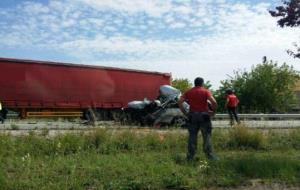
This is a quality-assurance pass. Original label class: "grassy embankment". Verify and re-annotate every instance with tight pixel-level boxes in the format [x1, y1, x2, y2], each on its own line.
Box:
[0, 126, 300, 189]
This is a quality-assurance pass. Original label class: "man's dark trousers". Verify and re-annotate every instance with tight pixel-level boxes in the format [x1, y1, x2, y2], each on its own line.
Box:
[227, 107, 239, 125]
[187, 112, 213, 160]
[0, 113, 4, 124]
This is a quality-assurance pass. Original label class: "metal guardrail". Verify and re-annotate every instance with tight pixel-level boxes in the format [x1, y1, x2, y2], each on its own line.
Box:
[2, 114, 300, 130]
[214, 114, 300, 119]
[7, 113, 300, 119]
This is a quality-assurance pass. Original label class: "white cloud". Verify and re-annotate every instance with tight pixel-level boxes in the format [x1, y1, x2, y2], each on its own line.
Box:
[74, 0, 173, 17]
[23, 2, 49, 14]
[169, 22, 186, 29]
[172, 5, 192, 15]
[0, 0, 299, 88]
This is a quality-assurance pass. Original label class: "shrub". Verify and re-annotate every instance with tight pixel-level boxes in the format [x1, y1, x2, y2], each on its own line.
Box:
[84, 129, 108, 150]
[56, 134, 85, 155]
[226, 124, 266, 150]
[41, 128, 49, 137]
[142, 133, 163, 151]
[288, 130, 300, 150]
[10, 124, 19, 130]
[161, 133, 186, 152]
[111, 131, 140, 152]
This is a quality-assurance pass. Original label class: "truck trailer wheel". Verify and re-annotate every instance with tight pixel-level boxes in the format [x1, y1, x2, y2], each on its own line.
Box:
[84, 108, 96, 126]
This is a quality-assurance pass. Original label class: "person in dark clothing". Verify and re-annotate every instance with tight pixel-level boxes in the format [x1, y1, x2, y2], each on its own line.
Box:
[225, 89, 240, 125]
[178, 77, 218, 161]
[0, 101, 4, 124]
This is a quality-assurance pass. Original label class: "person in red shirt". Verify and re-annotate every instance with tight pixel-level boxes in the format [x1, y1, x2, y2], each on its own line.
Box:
[225, 89, 240, 125]
[178, 77, 218, 161]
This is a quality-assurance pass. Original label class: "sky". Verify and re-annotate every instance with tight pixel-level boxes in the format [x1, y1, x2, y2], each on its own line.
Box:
[0, 0, 299, 89]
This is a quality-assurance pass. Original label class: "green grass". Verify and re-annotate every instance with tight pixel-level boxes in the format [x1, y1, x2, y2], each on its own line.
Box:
[0, 127, 299, 189]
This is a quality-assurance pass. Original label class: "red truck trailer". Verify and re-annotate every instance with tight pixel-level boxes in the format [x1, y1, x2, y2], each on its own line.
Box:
[0, 57, 171, 119]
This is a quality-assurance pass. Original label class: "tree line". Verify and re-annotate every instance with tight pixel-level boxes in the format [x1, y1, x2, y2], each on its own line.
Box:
[172, 0, 300, 113]
[270, 0, 300, 58]
[172, 59, 300, 113]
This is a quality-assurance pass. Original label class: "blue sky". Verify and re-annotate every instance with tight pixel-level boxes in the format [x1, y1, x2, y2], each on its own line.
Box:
[0, 0, 299, 88]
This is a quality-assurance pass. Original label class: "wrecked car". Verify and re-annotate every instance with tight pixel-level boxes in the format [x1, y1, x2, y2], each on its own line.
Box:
[124, 85, 188, 127]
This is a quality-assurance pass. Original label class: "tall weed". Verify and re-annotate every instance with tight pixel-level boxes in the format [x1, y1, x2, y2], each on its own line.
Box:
[84, 128, 109, 152]
[56, 134, 85, 155]
[288, 130, 300, 150]
[220, 154, 300, 183]
[111, 131, 140, 152]
[226, 124, 266, 150]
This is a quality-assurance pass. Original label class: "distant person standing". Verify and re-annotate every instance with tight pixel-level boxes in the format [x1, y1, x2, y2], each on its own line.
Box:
[178, 77, 218, 161]
[225, 89, 239, 125]
[0, 101, 4, 124]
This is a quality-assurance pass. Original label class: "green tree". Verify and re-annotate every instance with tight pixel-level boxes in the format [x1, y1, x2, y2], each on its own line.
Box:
[270, 0, 300, 58]
[171, 78, 192, 93]
[204, 80, 213, 90]
[215, 59, 299, 113]
[172, 78, 213, 93]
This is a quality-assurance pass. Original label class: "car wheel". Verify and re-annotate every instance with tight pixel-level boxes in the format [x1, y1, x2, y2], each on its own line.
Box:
[171, 116, 187, 127]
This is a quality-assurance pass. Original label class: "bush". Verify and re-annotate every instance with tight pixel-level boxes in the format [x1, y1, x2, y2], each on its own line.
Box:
[84, 129, 109, 152]
[161, 133, 186, 152]
[56, 134, 85, 155]
[226, 124, 266, 150]
[10, 124, 19, 130]
[289, 131, 300, 150]
[141, 133, 164, 151]
[111, 131, 140, 152]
